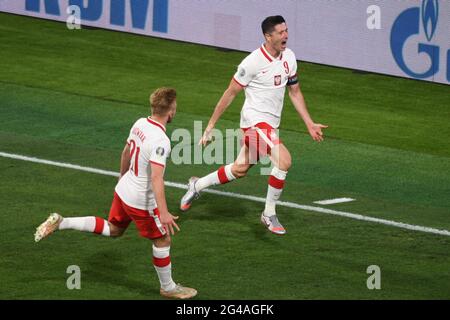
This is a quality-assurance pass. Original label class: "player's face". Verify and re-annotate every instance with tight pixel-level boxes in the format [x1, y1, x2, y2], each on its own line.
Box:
[267, 23, 288, 52]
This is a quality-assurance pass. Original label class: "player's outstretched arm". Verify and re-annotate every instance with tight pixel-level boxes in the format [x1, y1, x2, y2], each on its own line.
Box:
[287, 83, 328, 142]
[150, 163, 180, 235]
[119, 143, 131, 180]
[199, 79, 243, 146]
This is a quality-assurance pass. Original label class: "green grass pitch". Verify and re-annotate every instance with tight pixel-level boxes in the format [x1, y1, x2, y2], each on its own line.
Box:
[0, 13, 449, 299]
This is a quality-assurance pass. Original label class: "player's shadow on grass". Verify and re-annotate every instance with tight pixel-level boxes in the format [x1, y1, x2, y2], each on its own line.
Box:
[180, 195, 287, 242]
[83, 249, 159, 298]
[181, 196, 259, 222]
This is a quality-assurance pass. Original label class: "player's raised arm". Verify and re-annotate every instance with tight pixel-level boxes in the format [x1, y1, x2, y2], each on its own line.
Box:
[287, 83, 328, 142]
[150, 162, 180, 235]
[199, 78, 244, 146]
[119, 143, 131, 180]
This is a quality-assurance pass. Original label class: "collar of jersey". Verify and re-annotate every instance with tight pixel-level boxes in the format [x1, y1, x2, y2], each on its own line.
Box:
[147, 117, 166, 132]
[260, 44, 283, 62]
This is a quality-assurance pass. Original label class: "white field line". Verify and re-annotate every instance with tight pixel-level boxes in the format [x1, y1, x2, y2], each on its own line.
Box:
[1, 151, 449, 237]
[314, 198, 356, 205]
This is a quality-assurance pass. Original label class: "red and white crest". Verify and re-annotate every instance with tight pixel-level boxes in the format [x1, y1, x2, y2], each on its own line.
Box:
[274, 75, 281, 86]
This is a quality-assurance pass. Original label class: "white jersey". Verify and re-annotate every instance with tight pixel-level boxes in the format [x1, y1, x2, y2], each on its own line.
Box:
[233, 45, 298, 129]
[115, 117, 171, 211]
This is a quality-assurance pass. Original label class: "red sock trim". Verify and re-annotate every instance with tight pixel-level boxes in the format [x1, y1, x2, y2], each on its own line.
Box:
[94, 217, 105, 234]
[269, 175, 285, 189]
[217, 166, 229, 184]
[153, 256, 171, 267]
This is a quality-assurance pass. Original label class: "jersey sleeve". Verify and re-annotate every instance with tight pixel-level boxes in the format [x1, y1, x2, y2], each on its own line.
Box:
[126, 119, 140, 144]
[287, 58, 298, 86]
[126, 128, 133, 145]
[149, 138, 171, 168]
[233, 56, 258, 87]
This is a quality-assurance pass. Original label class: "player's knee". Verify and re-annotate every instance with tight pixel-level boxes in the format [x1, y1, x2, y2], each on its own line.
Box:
[154, 234, 171, 247]
[231, 164, 249, 178]
[234, 169, 247, 178]
[109, 223, 125, 238]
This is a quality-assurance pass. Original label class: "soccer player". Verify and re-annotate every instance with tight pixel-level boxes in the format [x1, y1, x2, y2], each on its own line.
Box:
[180, 16, 327, 235]
[35, 87, 197, 299]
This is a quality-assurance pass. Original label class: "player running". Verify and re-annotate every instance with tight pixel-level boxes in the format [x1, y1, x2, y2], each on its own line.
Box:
[180, 16, 327, 235]
[35, 87, 197, 299]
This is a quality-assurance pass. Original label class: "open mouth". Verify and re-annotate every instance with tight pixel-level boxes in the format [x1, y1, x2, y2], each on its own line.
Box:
[281, 40, 287, 46]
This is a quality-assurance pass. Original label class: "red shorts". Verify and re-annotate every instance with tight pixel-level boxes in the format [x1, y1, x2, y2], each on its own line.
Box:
[242, 122, 281, 162]
[108, 192, 166, 239]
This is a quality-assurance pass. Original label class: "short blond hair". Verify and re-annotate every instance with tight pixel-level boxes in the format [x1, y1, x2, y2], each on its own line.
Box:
[149, 87, 177, 115]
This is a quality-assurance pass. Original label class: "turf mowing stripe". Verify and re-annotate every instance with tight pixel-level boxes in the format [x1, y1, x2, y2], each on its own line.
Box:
[1, 151, 449, 237]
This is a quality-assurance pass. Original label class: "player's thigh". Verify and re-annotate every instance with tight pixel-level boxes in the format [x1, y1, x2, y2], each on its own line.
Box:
[127, 207, 167, 240]
[108, 193, 132, 232]
[270, 143, 292, 171]
[232, 144, 254, 177]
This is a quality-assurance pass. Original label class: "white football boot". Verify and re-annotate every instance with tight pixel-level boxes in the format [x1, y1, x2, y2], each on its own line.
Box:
[160, 284, 198, 299]
[34, 213, 63, 242]
[261, 212, 286, 235]
[180, 177, 200, 211]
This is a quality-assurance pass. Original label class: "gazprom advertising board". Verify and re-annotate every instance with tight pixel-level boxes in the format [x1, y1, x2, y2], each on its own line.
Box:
[1, 0, 449, 85]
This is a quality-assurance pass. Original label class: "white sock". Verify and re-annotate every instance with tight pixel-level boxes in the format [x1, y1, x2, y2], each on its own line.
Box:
[264, 167, 288, 217]
[195, 163, 236, 192]
[153, 245, 176, 291]
[58, 216, 110, 236]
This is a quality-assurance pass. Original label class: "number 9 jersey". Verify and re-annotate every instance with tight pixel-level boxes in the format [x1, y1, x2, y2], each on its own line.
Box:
[233, 45, 298, 130]
[115, 117, 171, 211]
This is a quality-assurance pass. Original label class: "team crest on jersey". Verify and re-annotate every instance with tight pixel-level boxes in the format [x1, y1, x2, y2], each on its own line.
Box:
[239, 68, 246, 77]
[156, 147, 165, 156]
[274, 75, 281, 86]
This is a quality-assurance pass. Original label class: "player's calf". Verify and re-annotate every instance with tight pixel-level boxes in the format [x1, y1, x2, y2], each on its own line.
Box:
[262, 166, 288, 234]
[152, 240, 197, 299]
